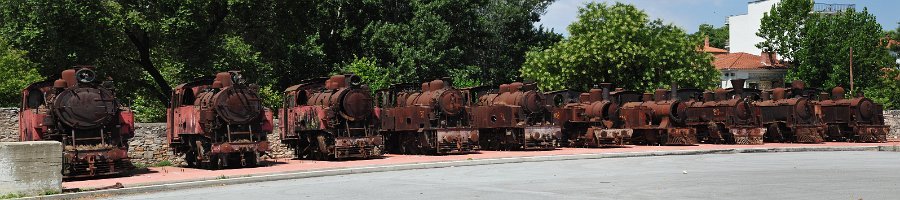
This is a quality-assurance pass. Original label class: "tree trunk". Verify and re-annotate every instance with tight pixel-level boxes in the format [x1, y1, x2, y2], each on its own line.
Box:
[126, 27, 172, 106]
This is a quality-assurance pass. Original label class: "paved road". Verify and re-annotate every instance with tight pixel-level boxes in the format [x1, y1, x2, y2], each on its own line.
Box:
[111, 151, 900, 200]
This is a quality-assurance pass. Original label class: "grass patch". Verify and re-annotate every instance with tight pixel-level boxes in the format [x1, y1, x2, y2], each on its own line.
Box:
[0, 193, 25, 199]
[152, 160, 173, 167]
[217, 175, 228, 180]
[133, 160, 173, 169]
[42, 190, 61, 195]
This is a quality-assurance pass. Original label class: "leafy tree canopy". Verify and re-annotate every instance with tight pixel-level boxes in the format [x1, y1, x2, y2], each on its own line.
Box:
[758, 0, 896, 108]
[693, 24, 729, 49]
[0, 0, 559, 121]
[520, 2, 718, 92]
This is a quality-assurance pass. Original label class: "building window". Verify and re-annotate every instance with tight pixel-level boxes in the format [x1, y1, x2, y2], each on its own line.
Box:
[749, 82, 759, 89]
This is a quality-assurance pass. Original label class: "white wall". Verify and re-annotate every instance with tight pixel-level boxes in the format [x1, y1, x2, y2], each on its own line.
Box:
[728, 0, 781, 54]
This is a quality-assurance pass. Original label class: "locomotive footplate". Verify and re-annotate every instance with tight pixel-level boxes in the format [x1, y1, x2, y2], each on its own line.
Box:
[433, 128, 478, 154]
[333, 136, 384, 159]
[211, 141, 270, 154]
[852, 125, 889, 143]
[793, 125, 825, 143]
[479, 126, 560, 151]
[730, 127, 766, 145]
[632, 128, 697, 146]
[63, 147, 132, 178]
[585, 127, 633, 147]
[521, 126, 561, 150]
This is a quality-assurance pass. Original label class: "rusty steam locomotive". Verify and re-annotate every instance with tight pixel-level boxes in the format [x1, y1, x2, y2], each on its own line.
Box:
[469, 82, 561, 150]
[167, 71, 273, 169]
[20, 66, 135, 178]
[279, 75, 383, 160]
[553, 83, 635, 147]
[376, 79, 477, 155]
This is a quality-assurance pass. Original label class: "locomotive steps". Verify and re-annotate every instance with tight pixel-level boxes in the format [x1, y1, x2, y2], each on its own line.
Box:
[24, 143, 900, 200]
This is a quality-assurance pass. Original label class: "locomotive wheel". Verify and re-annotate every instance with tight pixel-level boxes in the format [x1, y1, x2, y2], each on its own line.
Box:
[185, 150, 199, 168]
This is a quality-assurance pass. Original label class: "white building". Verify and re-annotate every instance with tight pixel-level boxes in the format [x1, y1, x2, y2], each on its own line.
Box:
[727, 0, 781, 54]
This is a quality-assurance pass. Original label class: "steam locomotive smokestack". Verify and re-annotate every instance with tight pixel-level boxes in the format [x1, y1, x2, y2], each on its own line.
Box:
[761, 90, 771, 101]
[670, 83, 678, 101]
[654, 89, 667, 101]
[731, 79, 746, 99]
[600, 83, 612, 101]
[791, 80, 805, 98]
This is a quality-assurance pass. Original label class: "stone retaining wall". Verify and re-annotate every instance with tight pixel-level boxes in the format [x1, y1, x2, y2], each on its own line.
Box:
[884, 110, 900, 142]
[0, 108, 18, 142]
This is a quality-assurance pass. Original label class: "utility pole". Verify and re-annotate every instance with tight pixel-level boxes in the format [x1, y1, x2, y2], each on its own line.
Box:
[849, 47, 854, 97]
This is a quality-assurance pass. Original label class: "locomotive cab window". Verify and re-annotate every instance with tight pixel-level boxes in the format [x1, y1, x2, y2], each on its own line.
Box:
[295, 91, 308, 106]
[181, 89, 196, 106]
[25, 89, 44, 109]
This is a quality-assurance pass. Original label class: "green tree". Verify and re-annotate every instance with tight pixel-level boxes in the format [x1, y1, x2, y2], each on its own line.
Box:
[756, 0, 814, 62]
[693, 24, 729, 49]
[520, 2, 718, 92]
[758, 1, 896, 108]
[0, 37, 42, 107]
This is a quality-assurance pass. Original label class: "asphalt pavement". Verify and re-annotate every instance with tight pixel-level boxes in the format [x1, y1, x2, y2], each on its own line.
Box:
[109, 151, 900, 200]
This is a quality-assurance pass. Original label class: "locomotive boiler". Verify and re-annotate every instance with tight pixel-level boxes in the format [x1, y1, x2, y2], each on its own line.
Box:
[376, 79, 477, 154]
[619, 87, 697, 145]
[20, 66, 135, 178]
[817, 86, 888, 142]
[753, 81, 825, 143]
[167, 71, 273, 169]
[280, 75, 383, 160]
[684, 79, 766, 145]
[470, 82, 560, 150]
[554, 83, 633, 147]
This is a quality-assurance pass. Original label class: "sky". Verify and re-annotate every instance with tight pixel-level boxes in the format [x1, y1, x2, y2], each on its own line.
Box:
[536, 0, 900, 35]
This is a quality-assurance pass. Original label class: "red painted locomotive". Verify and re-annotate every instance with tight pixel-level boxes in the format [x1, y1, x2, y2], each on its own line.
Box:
[20, 66, 135, 178]
[470, 82, 560, 150]
[167, 71, 273, 169]
[619, 87, 697, 145]
[554, 83, 634, 147]
[684, 79, 766, 144]
[280, 75, 383, 160]
[376, 79, 477, 154]
[753, 81, 825, 143]
[816, 86, 888, 142]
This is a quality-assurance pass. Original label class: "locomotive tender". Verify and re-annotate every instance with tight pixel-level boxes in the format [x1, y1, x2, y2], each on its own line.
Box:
[470, 82, 560, 150]
[20, 66, 135, 178]
[167, 71, 273, 169]
[280, 75, 383, 160]
[376, 79, 477, 154]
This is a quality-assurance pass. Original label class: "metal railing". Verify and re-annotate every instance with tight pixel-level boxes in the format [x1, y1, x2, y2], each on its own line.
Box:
[812, 3, 855, 14]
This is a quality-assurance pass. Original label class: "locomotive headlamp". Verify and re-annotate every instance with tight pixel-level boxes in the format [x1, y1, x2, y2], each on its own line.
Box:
[75, 69, 96, 83]
[230, 72, 246, 85]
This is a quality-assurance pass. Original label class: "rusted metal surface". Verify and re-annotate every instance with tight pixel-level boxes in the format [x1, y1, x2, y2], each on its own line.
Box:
[376, 79, 477, 155]
[753, 81, 826, 143]
[816, 86, 889, 143]
[168, 71, 272, 168]
[555, 83, 633, 147]
[19, 66, 135, 178]
[683, 79, 766, 145]
[280, 75, 383, 160]
[619, 86, 697, 146]
[471, 82, 560, 150]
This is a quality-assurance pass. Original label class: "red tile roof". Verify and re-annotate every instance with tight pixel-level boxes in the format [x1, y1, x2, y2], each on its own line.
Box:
[713, 52, 786, 70]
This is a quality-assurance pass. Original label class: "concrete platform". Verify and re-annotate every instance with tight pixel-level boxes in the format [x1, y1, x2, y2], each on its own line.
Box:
[16, 142, 898, 199]
[0, 141, 62, 196]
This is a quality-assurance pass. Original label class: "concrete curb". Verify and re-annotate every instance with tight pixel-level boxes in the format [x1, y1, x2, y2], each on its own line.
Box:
[24, 145, 900, 200]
